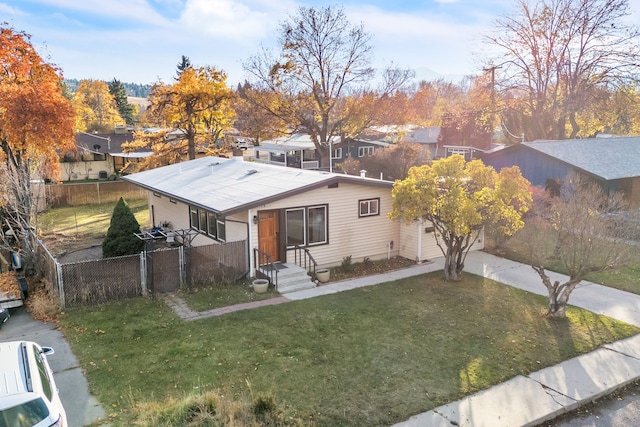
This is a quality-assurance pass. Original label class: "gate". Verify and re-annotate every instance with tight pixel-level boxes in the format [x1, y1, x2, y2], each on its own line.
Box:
[148, 247, 181, 293]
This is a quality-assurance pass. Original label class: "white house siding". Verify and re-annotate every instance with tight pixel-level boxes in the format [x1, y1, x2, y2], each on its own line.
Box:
[399, 219, 484, 262]
[59, 158, 113, 181]
[250, 182, 401, 268]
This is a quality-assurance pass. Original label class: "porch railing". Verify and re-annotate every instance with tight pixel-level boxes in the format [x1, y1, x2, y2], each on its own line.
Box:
[293, 245, 318, 277]
[253, 248, 278, 288]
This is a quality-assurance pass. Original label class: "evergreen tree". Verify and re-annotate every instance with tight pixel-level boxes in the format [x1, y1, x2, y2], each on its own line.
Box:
[108, 78, 135, 125]
[176, 55, 192, 79]
[102, 197, 144, 257]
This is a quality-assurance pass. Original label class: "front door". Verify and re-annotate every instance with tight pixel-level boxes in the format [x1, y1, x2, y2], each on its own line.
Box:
[257, 210, 279, 263]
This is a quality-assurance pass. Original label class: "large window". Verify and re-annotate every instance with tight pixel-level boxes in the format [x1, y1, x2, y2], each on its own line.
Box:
[190, 206, 225, 242]
[358, 146, 374, 157]
[286, 205, 327, 248]
[359, 198, 379, 217]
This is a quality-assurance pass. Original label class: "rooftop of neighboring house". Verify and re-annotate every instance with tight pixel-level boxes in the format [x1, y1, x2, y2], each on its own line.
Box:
[524, 136, 640, 180]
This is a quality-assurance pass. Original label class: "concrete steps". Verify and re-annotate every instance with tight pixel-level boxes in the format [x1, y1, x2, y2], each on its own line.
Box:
[259, 263, 316, 294]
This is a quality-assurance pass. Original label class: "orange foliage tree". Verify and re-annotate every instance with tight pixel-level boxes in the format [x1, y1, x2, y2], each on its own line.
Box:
[0, 26, 75, 257]
[125, 65, 235, 170]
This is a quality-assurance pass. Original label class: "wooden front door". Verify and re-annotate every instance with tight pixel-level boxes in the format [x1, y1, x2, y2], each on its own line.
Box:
[257, 210, 279, 263]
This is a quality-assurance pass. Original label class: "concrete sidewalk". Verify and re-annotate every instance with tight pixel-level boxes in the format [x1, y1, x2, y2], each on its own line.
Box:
[164, 251, 640, 426]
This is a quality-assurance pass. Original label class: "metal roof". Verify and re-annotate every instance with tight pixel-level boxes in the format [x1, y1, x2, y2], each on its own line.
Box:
[122, 156, 392, 215]
[524, 137, 640, 180]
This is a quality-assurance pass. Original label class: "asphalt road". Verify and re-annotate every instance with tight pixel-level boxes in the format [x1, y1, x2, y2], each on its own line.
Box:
[542, 381, 640, 427]
[0, 306, 107, 427]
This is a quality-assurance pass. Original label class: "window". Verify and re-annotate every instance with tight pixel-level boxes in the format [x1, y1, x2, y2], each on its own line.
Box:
[359, 198, 379, 217]
[33, 347, 53, 400]
[286, 205, 328, 248]
[331, 147, 342, 159]
[190, 206, 226, 241]
[358, 146, 374, 157]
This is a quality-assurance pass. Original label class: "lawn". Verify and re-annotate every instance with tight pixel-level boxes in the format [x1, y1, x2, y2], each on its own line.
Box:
[59, 271, 639, 426]
[490, 223, 640, 295]
[37, 199, 150, 255]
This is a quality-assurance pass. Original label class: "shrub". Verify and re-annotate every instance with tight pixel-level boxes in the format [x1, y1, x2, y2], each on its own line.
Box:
[341, 255, 353, 272]
[102, 197, 144, 258]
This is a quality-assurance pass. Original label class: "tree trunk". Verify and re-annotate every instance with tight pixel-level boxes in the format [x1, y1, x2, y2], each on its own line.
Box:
[532, 265, 581, 318]
[443, 243, 463, 281]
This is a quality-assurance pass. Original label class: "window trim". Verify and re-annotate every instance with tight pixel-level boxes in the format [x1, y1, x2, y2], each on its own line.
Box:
[331, 147, 343, 159]
[358, 198, 380, 217]
[285, 204, 328, 248]
[358, 146, 375, 157]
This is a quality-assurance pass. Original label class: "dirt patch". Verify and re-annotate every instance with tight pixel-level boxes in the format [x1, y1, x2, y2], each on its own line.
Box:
[57, 245, 103, 264]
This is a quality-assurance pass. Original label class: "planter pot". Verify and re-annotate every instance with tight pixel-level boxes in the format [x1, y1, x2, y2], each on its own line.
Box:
[316, 268, 330, 283]
[252, 279, 269, 294]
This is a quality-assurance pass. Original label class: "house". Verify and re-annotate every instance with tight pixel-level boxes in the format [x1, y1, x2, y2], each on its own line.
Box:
[61, 129, 152, 181]
[253, 133, 390, 172]
[122, 155, 478, 290]
[482, 137, 640, 208]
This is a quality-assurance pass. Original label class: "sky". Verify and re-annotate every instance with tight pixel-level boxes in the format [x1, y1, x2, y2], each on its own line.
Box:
[3, 0, 640, 88]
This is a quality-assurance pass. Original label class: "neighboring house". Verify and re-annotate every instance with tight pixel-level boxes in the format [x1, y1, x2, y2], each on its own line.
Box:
[253, 133, 390, 171]
[61, 129, 152, 181]
[122, 155, 481, 286]
[482, 137, 640, 208]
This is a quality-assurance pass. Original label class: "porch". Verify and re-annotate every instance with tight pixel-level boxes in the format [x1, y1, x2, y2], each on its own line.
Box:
[256, 262, 317, 294]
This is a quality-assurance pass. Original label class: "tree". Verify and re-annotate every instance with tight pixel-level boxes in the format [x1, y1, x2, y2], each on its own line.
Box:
[176, 55, 192, 79]
[128, 65, 235, 164]
[102, 197, 144, 258]
[485, 0, 640, 141]
[390, 155, 532, 281]
[518, 175, 634, 317]
[0, 26, 75, 259]
[72, 79, 123, 132]
[108, 79, 135, 125]
[339, 141, 430, 180]
[235, 82, 288, 144]
[243, 6, 412, 168]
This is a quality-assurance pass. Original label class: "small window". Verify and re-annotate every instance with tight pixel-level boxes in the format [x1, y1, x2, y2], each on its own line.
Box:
[153, 192, 161, 198]
[207, 212, 217, 238]
[189, 206, 199, 229]
[331, 147, 342, 159]
[198, 209, 207, 233]
[216, 219, 226, 242]
[169, 198, 177, 204]
[359, 198, 380, 217]
[308, 206, 327, 245]
[358, 146, 374, 157]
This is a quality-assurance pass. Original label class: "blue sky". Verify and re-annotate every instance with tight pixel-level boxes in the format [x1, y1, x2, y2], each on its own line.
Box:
[3, 0, 639, 87]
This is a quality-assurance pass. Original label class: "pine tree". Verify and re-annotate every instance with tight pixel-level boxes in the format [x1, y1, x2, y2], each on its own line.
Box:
[102, 197, 144, 257]
[108, 78, 135, 125]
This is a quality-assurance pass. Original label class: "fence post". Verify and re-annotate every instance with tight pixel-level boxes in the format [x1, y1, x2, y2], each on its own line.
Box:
[179, 246, 185, 287]
[56, 261, 65, 310]
[140, 252, 147, 295]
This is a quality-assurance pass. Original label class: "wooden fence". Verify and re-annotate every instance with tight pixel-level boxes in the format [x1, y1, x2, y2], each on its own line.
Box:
[45, 181, 147, 207]
[34, 236, 248, 308]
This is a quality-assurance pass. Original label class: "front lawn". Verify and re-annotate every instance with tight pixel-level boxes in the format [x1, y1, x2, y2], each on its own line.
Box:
[490, 223, 640, 294]
[59, 272, 638, 426]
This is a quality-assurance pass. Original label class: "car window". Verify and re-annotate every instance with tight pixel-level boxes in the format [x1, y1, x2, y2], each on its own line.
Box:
[32, 346, 53, 401]
[0, 397, 49, 427]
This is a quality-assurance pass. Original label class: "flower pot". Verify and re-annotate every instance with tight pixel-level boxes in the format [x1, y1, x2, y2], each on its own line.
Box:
[316, 268, 330, 283]
[252, 279, 269, 293]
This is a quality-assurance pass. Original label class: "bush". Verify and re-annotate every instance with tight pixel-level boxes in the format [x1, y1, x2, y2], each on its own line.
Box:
[102, 197, 144, 258]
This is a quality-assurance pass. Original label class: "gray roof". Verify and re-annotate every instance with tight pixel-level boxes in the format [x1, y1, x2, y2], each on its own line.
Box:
[524, 137, 640, 180]
[123, 156, 392, 215]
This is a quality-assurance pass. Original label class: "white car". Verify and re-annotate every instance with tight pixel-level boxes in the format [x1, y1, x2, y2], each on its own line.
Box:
[0, 341, 67, 427]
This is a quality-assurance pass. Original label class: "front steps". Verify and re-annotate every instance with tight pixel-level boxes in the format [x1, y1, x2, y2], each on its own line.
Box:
[258, 263, 316, 294]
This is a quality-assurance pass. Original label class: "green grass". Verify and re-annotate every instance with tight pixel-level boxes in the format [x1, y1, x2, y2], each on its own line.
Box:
[59, 272, 639, 426]
[180, 280, 281, 311]
[491, 223, 640, 295]
[37, 199, 150, 254]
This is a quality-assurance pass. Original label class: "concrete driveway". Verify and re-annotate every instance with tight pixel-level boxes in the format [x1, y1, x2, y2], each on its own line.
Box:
[0, 307, 107, 427]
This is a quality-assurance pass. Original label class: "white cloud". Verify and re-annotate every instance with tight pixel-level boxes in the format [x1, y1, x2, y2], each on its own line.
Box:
[0, 2, 24, 16]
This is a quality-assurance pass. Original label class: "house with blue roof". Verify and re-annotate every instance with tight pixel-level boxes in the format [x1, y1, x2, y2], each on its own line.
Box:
[482, 137, 640, 207]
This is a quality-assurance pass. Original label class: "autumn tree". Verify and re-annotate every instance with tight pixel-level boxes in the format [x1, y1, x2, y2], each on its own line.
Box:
[127, 65, 235, 167]
[390, 155, 532, 281]
[235, 82, 288, 144]
[0, 26, 75, 258]
[339, 141, 430, 180]
[108, 78, 135, 125]
[244, 6, 412, 168]
[72, 79, 123, 132]
[485, 0, 640, 141]
[517, 175, 634, 317]
[102, 197, 144, 258]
